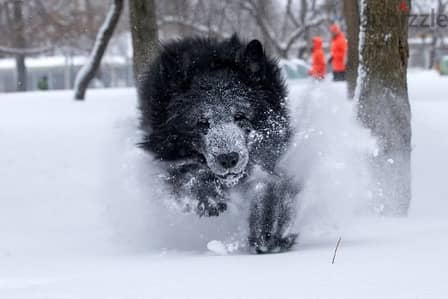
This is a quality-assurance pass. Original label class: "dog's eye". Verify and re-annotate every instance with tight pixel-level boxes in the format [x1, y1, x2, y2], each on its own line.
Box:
[234, 113, 248, 122]
[234, 113, 252, 133]
[197, 118, 210, 130]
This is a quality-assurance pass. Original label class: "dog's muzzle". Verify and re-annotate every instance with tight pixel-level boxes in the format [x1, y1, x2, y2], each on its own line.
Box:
[204, 123, 249, 183]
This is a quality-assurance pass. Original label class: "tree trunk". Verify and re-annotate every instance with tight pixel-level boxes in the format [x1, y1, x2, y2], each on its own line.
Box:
[356, 0, 412, 216]
[428, 35, 438, 70]
[15, 54, 26, 91]
[128, 0, 159, 81]
[13, 0, 26, 92]
[74, 0, 123, 100]
[428, 0, 446, 69]
[343, 0, 359, 99]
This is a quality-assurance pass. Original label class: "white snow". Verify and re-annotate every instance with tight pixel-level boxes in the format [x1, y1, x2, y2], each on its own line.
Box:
[207, 240, 228, 255]
[285, 81, 377, 231]
[0, 71, 447, 298]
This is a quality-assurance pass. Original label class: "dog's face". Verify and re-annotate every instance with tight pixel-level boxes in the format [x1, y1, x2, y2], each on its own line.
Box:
[146, 38, 289, 186]
[171, 72, 259, 186]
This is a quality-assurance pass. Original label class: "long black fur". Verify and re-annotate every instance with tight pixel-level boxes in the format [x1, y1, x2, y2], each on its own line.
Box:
[138, 35, 298, 253]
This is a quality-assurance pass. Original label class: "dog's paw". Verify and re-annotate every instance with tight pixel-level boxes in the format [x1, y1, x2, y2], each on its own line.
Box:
[278, 233, 298, 251]
[248, 233, 298, 254]
[197, 199, 227, 217]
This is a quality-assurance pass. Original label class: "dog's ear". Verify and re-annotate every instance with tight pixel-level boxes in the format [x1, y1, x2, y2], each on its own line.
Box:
[243, 39, 265, 81]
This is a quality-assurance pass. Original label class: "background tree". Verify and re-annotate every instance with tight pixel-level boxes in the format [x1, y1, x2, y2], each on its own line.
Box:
[129, 0, 159, 80]
[74, 0, 124, 100]
[355, 0, 412, 215]
[0, 0, 120, 91]
[156, 0, 340, 59]
[13, 0, 26, 91]
[411, 0, 448, 69]
[238, 0, 327, 58]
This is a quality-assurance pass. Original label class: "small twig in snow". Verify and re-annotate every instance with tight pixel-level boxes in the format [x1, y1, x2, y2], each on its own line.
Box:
[331, 237, 342, 264]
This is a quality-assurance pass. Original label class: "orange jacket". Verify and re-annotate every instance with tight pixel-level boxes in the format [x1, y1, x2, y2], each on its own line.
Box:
[309, 37, 326, 79]
[330, 26, 347, 72]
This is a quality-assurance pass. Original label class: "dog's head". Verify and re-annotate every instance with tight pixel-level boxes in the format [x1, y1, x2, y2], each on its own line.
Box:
[140, 37, 289, 186]
[182, 72, 257, 186]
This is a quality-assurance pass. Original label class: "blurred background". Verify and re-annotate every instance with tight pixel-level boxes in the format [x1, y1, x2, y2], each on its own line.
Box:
[1, 0, 447, 93]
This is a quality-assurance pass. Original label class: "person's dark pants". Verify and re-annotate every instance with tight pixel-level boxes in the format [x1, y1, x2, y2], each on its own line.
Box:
[333, 71, 346, 82]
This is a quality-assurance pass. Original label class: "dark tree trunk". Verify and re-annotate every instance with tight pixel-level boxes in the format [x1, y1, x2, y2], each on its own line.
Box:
[356, 0, 412, 216]
[74, 0, 123, 100]
[343, 0, 359, 99]
[427, 0, 446, 69]
[428, 35, 438, 69]
[13, 0, 26, 92]
[128, 0, 159, 81]
[15, 54, 26, 91]
[297, 26, 310, 60]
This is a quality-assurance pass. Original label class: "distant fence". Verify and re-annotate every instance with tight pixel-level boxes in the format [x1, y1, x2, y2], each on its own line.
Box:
[0, 55, 134, 92]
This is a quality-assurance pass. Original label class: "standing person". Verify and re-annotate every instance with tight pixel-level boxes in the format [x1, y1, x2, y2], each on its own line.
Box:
[37, 75, 49, 90]
[308, 36, 326, 80]
[329, 24, 347, 81]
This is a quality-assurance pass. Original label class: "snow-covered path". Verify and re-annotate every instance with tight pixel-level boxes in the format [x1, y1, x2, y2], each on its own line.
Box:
[1, 218, 447, 299]
[0, 72, 447, 298]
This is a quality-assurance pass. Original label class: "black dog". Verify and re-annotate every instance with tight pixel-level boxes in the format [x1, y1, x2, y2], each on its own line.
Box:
[138, 35, 298, 253]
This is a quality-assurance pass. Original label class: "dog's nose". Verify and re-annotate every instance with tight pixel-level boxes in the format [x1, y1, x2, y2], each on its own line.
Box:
[217, 152, 239, 169]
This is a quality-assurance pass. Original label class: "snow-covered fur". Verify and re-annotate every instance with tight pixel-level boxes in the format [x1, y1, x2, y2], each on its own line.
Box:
[138, 35, 298, 253]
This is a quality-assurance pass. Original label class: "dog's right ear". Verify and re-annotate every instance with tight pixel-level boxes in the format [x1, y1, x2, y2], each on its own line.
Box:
[242, 39, 265, 81]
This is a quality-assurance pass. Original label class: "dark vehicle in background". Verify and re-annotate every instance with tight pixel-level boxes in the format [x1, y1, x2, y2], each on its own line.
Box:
[279, 59, 310, 82]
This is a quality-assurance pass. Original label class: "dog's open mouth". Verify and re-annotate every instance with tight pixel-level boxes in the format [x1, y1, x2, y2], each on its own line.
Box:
[217, 171, 246, 186]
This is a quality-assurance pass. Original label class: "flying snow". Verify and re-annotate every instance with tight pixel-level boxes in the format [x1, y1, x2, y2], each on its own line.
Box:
[284, 81, 377, 237]
[103, 80, 378, 252]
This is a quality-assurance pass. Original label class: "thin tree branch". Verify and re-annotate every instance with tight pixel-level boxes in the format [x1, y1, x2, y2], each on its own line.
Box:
[158, 16, 230, 38]
[0, 45, 52, 55]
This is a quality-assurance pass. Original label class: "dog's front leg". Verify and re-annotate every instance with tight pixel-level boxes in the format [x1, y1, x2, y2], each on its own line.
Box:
[247, 174, 299, 254]
[168, 162, 228, 217]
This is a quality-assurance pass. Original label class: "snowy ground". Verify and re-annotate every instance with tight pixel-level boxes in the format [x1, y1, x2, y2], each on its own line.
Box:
[0, 71, 447, 298]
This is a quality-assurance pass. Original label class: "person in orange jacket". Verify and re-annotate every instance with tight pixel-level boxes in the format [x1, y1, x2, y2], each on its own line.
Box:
[329, 24, 347, 81]
[308, 36, 326, 80]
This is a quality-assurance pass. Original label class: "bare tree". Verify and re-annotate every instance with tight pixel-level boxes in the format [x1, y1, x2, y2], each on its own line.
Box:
[156, 0, 336, 59]
[74, 0, 123, 100]
[426, 0, 447, 69]
[408, 0, 448, 69]
[157, 0, 236, 39]
[157, 0, 230, 39]
[238, 0, 326, 58]
[0, 1, 118, 54]
[355, 0, 412, 216]
[13, 0, 26, 91]
[0, 0, 119, 91]
[129, 0, 158, 80]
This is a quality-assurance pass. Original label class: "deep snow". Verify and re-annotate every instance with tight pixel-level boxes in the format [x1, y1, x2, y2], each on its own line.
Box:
[0, 71, 447, 298]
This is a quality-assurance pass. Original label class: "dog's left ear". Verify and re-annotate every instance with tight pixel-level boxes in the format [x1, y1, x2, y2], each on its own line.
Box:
[243, 39, 265, 81]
